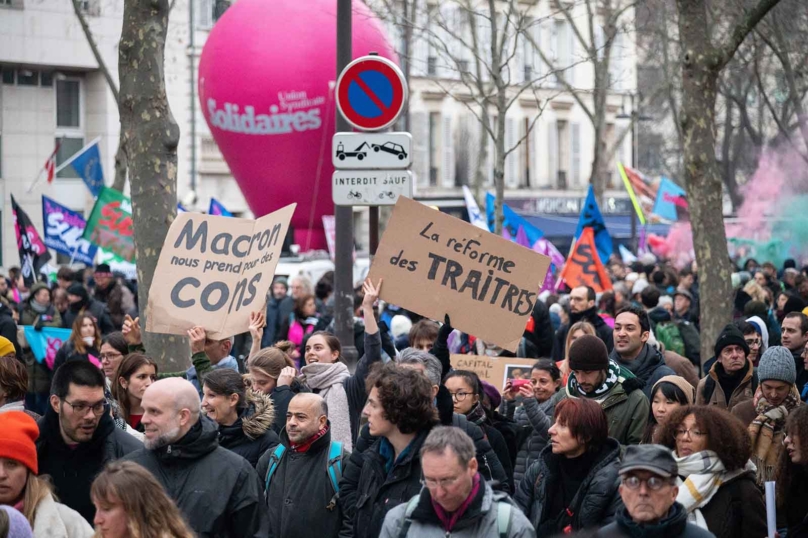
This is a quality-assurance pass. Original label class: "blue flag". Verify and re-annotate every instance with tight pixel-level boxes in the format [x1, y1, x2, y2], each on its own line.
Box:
[42, 196, 98, 265]
[177, 203, 188, 213]
[652, 177, 688, 222]
[575, 186, 613, 264]
[24, 326, 73, 369]
[66, 140, 105, 197]
[208, 198, 233, 217]
[485, 193, 544, 245]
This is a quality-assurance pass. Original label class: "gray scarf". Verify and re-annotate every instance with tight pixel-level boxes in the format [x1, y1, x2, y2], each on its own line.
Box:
[300, 362, 353, 451]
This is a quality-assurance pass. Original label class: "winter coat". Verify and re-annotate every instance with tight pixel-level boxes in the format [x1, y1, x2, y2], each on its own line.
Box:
[261, 294, 292, 347]
[611, 344, 677, 399]
[698, 470, 767, 538]
[379, 479, 535, 538]
[62, 298, 114, 335]
[504, 395, 556, 485]
[514, 437, 623, 534]
[268, 379, 309, 434]
[256, 425, 350, 538]
[523, 299, 555, 359]
[596, 503, 715, 538]
[52, 340, 101, 374]
[662, 349, 700, 389]
[20, 295, 62, 394]
[0, 303, 20, 357]
[553, 306, 615, 361]
[31, 493, 94, 538]
[124, 418, 269, 538]
[696, 359, 756, 412]
[215, 390, 279, 467]
[93, 280, 135, 330]
[36, 406, 142, 523]
[793, 347, 808, 394]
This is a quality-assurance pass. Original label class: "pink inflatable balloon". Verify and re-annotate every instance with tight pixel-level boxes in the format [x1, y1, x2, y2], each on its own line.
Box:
[198, 0, 398, 250]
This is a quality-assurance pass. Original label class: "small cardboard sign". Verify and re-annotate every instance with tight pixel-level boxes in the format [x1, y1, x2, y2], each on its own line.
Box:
[368, 197, 551, 352]
[146, 204, 296, 339]
[451, 354, 539, 390]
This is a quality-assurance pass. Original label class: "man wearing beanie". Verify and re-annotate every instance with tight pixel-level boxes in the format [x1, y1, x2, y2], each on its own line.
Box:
[696, 323, 756, 412]
[63, 282, 115, 335]
[558, 334, 649, 445]
[91, 263, 135, 330]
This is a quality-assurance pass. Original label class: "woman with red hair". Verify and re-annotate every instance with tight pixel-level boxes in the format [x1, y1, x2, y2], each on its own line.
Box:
[514, 397, 622, 535]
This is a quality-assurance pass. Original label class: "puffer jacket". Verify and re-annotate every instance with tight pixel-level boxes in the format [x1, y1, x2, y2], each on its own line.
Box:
[514, 437, 623, 534]
[20, 291, 62, 394]
[379, 478, 535, 538]
[215, 390, 279, 467]
[504, 395, 556, 485]
[124, 418, 269, 538]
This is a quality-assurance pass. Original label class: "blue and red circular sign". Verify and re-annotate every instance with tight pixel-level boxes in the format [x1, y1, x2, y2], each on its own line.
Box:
[336, 55, 407, 131]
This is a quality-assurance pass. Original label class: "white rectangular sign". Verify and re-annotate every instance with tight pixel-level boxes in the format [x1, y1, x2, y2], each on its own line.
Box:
[332, 132, 412, 169]
[332, 170, 413, 206]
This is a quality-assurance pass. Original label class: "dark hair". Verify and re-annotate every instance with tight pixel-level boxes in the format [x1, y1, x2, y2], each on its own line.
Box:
[203, 368, 248, 411]
[0, 356, 28, 402]
[365, 363, 438, 434]
[743, 258, 759, 271]
[315, 279, 333, 302]
[679, 267, 693, 278]
[640, 286, 660, 309]
[652, 270, 666, 285]
[442, 370, 483, 396]
[112, 353, 158, 422]
[306, 331, 342, 361]
[554, 397, 609, 451]
[51, 360, 106, 399]
[655, 405, 751, 471]
[57, 266, 76, 282]
[101, 332, 129, 356]
[408, 319, 439, 348]
[353, 284, 364, 311]
[599, 291, 616, 317]
[69, 312, 102, 354]
[641, 381, 690, 443]
[734, 320, 757, 336]
[294, 294, 316, 318]
[777, 405, 808, 508]
[531, 359, 560, 381]
[575, 285, 597, 302]
[785, 312, 808, 334]
[616, 305, 651, 333]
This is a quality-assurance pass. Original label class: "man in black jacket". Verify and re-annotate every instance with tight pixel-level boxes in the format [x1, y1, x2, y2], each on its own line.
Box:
[553, 285, 614, 361]
[36, 361, 141, 523]
[256, 393, 349, 538]
[125, 378, 268, 538]
[0, 302, 20, 358]
[64, 283, 115, 335]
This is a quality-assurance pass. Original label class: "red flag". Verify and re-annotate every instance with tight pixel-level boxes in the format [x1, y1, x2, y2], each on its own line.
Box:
[43, 141, 61, 184]
[559, 227, 613, 292]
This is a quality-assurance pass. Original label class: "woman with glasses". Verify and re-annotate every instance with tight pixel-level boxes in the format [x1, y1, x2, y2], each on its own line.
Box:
[656, 405, 766, 537]
[443, 370, 513, 489]
[514, 397, 622, 535]
[777, 404, 808, 535]
[738, 319, 767, 366]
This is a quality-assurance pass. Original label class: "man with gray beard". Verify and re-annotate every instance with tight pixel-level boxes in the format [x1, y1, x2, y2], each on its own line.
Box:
[125, 378, 268, 537]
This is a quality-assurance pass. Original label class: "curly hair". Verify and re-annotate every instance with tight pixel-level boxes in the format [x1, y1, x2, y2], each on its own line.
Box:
[776, 404, 808, 508]
[365, 363, 438, 434]
[654, 405, 751, 471]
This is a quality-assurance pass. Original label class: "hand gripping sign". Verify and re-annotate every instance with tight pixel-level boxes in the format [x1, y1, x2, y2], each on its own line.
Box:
[146, 204, 295, 339]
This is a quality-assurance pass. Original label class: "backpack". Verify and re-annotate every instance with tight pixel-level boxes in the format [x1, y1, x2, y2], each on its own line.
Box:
[701, 370, 758, 403]
[654, 322, 686, 357]
[397, 494, 514, 538]
[264, 440, 344, 511]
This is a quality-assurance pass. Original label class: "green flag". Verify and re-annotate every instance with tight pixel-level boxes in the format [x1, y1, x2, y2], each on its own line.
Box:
[83, 187, 135, 262]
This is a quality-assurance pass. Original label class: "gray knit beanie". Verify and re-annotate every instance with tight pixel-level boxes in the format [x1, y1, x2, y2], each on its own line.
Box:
[758, 346, 797, 385]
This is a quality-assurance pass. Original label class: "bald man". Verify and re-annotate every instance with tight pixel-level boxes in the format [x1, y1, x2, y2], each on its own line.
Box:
[125, 378, 268, 538]
[256, 393, 350, 538]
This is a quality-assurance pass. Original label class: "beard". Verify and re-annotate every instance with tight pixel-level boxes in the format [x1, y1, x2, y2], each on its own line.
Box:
[144, 425, 182, 450]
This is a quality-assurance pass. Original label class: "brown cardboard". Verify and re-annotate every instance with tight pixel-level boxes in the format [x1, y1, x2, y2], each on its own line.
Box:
[146, 204, 296, 339]
[451, 354, 540, 391]
[368, 197, 550, 352]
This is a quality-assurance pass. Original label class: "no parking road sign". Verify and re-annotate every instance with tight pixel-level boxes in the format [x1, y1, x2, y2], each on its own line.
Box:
[336, 55, 407, 131]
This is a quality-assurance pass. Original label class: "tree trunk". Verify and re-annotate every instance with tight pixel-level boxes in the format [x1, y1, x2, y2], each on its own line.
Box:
[473, 110, 489, 203]
[111, 132, 128, 192]
[494, 93, 507, 234]
[119, 0, 186, 369]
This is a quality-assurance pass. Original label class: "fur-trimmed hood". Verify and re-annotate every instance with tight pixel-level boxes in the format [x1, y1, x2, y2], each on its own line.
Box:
[242, 389, 275, 440]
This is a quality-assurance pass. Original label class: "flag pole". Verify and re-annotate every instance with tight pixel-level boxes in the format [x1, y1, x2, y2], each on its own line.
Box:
[53, 136, 102, 175]
[25, 169, 46, 194]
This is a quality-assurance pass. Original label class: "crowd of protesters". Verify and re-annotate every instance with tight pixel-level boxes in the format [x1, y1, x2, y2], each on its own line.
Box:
[1, 255, 808, 537]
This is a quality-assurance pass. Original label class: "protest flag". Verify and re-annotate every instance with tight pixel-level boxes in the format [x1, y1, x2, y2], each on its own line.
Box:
[23, 326, 73, 370]
[618, 162, 647, 226]
[11, 195, 51, 288]
[485, 193, 544, 246]
[83, 187, 135, 262]
[559, 227, 613, 293]
[54, 137, 104, 196]
[462, 186, 488, 230]
[574, 185, 613, 264]
[653, 177, 689, 222]
[42, 196, 98, 265]
[208, 198, 233, 217]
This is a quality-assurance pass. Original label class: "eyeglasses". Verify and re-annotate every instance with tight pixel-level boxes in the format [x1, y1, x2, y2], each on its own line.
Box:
[449, 391, 473, 402]
[62, 399, 107, 416]
[421, 475, 463, 489]
[674, 428, 706, 439]
[99, 352, 122, 361]
[744, 339, 762, 348]
[622, 475, 672, 491]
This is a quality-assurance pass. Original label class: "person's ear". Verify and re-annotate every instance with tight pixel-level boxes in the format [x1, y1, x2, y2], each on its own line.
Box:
[431, 385, 439, 399]
[229, 393, 240, 408]
[641, 331, 650, 344]
[318, 414, 328, 429]
[468, 457, 478, 476]
[50, 394, 60, 414]
[119, 377, 128, 391]
[670, 484, 679, 502]
[179, 408, 192, 427]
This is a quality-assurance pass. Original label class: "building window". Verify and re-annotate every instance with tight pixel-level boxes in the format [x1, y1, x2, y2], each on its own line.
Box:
[17, 69, 38, 86]
[1, 68, 13, 85]
[56, 79, 81, 129]
[428, 112, 440, 186]
[427, 57, 438, 76]
[196, 0, 215, 29]
[523, 118, 532, 187]
[556, 120, 569, 189]
[55, 138, 84, 179]
[40, 72, 53, 87]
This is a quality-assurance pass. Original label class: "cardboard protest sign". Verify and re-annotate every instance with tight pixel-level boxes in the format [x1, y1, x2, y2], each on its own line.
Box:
[42, 196, 98, 265]
[451, 354, 539, 391]
[82, 187, 135, 262]
[146, 204, 296, 339]
[559, 227, 613, 292]
[368, 197, 551, 352]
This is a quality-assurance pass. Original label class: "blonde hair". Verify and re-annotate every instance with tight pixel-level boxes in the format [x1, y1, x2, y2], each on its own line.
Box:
[247, 341, 295, 379]
[91, 461, 194, 538]
[743, 280, 767, 304]
[22, 473, 55, 527]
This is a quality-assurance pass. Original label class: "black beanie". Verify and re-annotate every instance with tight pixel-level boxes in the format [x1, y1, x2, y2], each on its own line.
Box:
[783, 294, 806, 316]
[568, 335, 610, 371]
[713, 323, 750, 358]
[66, 283, 88, 301]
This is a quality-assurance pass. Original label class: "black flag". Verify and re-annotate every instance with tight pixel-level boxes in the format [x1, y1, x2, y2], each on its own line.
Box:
[11, 195, 51, 287]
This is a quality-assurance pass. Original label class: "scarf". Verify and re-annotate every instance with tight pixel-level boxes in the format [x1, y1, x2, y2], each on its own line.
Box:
[567, 360, 634, 399]
[749, 386, 801, 484]
[300, 361, 353, 451]
[675, 450, 756, 529]
[432, 473, 481, 532]
[30, 299, 49, 314]
[466, 402, 487, 426]
[611, 344, 664, 388]
[290, 425, 329, 453]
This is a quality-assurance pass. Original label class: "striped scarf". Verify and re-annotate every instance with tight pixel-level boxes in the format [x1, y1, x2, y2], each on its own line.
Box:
[748, 386, 801, 484]
[566, 360, 635, 399]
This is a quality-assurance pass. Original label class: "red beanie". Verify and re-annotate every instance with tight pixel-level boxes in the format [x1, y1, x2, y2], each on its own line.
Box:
[0, 411, 39, 474]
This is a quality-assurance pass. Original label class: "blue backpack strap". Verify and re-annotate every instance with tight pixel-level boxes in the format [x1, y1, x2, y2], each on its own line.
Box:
[263, 445, 286, 492]
[326, 440, 343, 493]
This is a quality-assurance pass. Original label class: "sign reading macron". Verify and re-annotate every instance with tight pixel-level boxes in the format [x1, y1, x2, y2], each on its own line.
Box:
[368, 197, 551, 352]
[146, 205, 295, 339]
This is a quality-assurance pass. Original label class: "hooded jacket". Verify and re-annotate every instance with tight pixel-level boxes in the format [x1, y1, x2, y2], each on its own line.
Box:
[256, 424, 350, 538]
[596, 503, 715, 538]
[62, 287, 114, 335]
[610, 343, 677, 399]
[215, 390, 279, 467]
[124, 417, 269, 538]
[36, 405, 142, 523]
[514, 437, 623, 534]
[553, 306, 614, 361]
